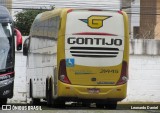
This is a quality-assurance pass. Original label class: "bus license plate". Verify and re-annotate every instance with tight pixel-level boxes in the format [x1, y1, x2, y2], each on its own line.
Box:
[88, 88, 100, 94]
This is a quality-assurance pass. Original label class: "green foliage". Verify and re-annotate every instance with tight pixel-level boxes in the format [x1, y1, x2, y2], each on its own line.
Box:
[14, 10, 45, 36]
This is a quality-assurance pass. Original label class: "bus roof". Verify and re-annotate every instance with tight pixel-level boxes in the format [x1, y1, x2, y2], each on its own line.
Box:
[39, 8, 122, 21]
[40, 8, 63, 21]
[0, 6, 13, 23]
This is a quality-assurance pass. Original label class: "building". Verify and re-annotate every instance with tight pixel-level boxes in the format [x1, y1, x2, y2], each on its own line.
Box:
[131, 0, 140, 39]
[139, 0, 160, 39]
[0, 0, 12, 13]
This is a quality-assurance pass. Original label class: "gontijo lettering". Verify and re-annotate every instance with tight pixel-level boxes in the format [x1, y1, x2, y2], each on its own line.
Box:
[67, 37, 122, 46]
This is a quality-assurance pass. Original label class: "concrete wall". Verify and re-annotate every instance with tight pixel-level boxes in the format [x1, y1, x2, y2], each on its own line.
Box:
[8, 52, 27, 103]
[8, 39, 160, 103]
[124, 55, 160, 102]
[123, 39, 160, 102]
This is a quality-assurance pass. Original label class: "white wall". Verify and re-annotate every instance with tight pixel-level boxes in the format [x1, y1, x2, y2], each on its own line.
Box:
[8, 52, 27, 103]
[124, 55, 160, 102]
[8, 39, 160, 103]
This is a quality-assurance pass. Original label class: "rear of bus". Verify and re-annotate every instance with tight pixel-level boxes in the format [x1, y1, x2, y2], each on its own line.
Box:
[58, 9, 129, 103]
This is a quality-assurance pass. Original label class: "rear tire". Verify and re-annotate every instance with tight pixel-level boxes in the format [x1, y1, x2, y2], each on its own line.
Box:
[0, 98, 7, 106]
[52, 99, 65, 108]
[46, 79, 52, 106]
[32, 98, 40, 105]
[82, 102, 90, 107]
[96, 103, 105, 109]
[29, 80, 32, 98]
[96, 101, 117, 109]
[105, 101, 117, 109]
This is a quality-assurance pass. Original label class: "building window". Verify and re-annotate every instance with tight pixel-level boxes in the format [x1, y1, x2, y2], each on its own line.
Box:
[133, 26, 140, 38]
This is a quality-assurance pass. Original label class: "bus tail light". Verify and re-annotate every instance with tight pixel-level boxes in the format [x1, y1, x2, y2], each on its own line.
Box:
[116, 61, 128, 85]
[58, 59, 71, 84]
[14, 28, 22, 51]
[118, 10, 123, 15]
[67, 9, 73, 13]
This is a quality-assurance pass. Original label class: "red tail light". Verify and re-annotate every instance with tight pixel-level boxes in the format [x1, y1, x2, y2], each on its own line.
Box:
[67, 9, 73, 13]
[116, 61, 128, 85]
[58, 59, 71, 84]
[118, 10, 123, 15]
[14, 28, 22, 50]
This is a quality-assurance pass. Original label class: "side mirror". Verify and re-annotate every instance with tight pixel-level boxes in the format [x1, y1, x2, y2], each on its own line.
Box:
[14, 29, 22, 51]
[23, 38, 29, 56]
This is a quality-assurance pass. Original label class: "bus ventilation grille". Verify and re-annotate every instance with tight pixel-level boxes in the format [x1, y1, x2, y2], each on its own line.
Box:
[70, 47, 119, 58]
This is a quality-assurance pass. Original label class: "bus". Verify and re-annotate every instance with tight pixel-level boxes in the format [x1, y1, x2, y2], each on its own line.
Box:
[23, 8, 129, 109]
[0, 6, 22, 105]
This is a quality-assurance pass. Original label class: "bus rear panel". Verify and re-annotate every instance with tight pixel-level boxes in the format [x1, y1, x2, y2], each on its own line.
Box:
[57, 9, 129, 101]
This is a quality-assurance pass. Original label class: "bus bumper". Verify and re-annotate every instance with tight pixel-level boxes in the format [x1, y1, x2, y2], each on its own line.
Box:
[0, 77, 14, 98]
[57, 81, 127, 101]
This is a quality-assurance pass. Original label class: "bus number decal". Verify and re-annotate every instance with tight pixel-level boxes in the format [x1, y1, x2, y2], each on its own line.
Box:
[100, 69, 119, 74]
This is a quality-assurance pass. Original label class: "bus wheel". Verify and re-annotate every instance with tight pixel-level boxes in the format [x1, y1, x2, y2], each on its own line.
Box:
[29, 80, 33, 98]
[46, 79, 52, 106]
[52, 99, 65, 108]
[105, 101, 117, 109]
[96, 103, 105, 109]
[0, 98, 7, 106]
[32, 98, 40, 105]
[82, 102, 90, 107]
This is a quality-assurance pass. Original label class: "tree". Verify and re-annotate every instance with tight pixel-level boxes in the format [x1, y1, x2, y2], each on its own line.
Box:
[14, 9, 45, 35]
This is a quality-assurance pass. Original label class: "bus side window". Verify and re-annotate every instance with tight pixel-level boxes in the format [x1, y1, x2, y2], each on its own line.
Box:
[48, 18, 53, 38]
[38, 21, 44, 37]
[48, 16, 60, 39]
[44, 20, 49, 37]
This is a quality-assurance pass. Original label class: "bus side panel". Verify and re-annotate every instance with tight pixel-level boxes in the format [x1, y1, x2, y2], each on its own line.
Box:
[122, 11, 129, 66]
[56, 9, 68, 97]
[26, 9, 63, 100]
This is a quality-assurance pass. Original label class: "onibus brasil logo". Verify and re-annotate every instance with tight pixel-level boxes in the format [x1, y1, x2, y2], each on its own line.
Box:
[79, 15, 111, 29]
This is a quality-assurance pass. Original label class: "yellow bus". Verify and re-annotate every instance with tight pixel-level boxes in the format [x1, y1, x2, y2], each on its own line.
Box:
[23, 8, 129, 109]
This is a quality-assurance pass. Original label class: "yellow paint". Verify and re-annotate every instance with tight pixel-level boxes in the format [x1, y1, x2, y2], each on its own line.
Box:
[58, 81, 127, 99]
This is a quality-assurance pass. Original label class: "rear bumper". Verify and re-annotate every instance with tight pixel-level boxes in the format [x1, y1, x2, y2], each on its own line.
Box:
[0, 73, 14, 98]
[0, 82, 14, 98]
[57, 81, 127, 101]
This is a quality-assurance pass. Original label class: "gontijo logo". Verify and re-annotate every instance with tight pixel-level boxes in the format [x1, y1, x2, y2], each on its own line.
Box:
[80, 15, 111, 29]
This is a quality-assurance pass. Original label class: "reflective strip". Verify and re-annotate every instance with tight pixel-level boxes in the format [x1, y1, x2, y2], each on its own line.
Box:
[0, 72, 14, 76]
